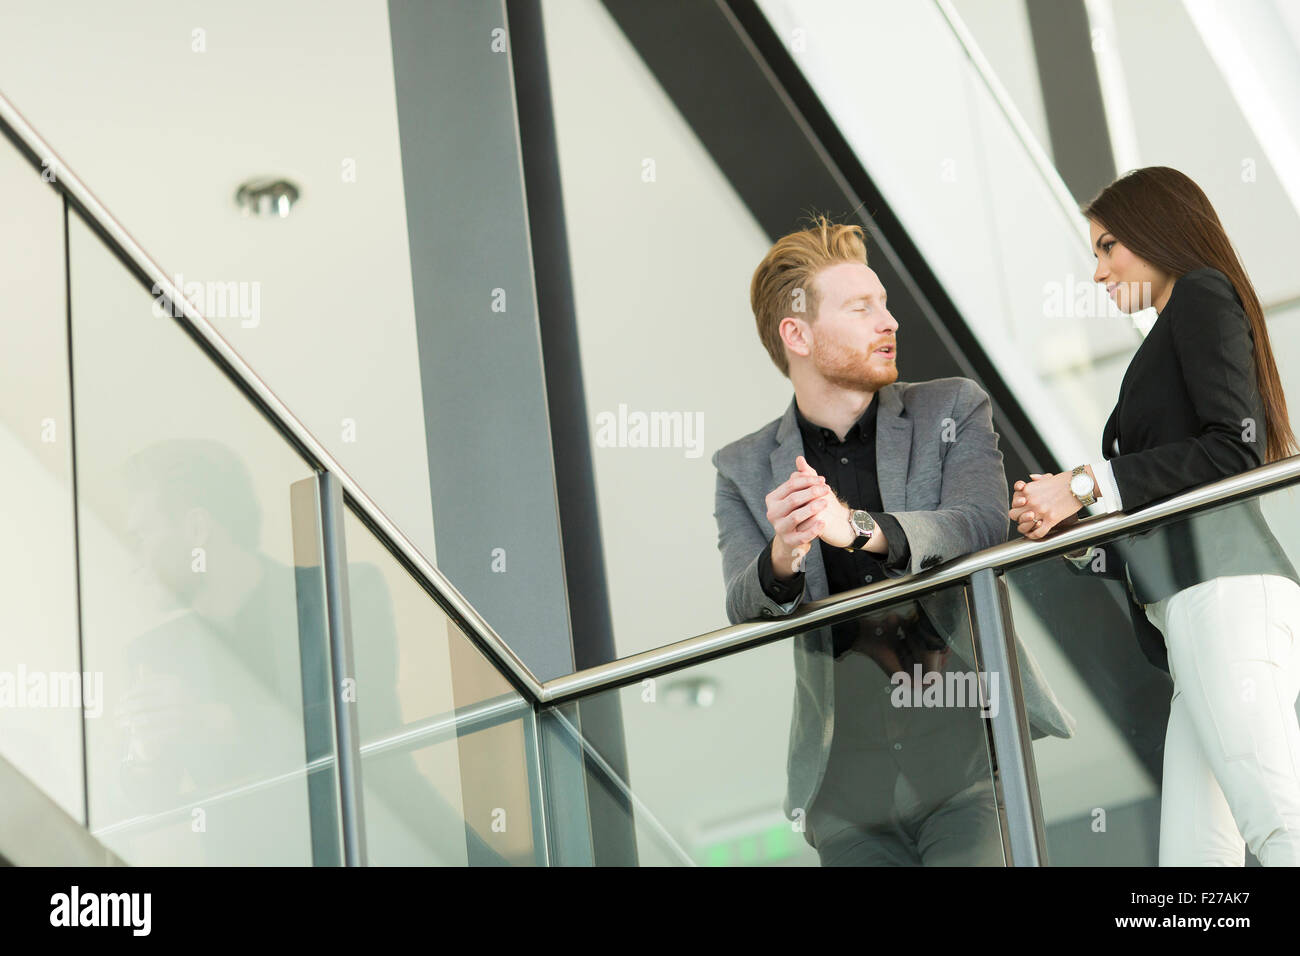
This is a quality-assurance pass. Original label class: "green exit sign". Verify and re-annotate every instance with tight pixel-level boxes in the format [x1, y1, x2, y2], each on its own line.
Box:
[696, 823, 802, 866]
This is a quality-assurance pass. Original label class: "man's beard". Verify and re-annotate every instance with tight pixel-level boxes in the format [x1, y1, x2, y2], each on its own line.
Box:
[812, 336, 899, 392]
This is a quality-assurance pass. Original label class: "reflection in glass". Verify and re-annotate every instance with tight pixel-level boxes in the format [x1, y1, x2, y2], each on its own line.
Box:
[69, 214, 318, 864]
[544, 584, 1007, 866]
[805, 591, 1003, 865]
[345, 509, 543, 866]
[1006, 486, 1300, 865]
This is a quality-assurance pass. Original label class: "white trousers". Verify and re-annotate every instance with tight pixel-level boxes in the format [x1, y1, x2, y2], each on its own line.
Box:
[1144, 574, 1300, 866]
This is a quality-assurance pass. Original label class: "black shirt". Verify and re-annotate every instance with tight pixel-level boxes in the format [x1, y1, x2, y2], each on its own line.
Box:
[756, 396, 910, 655]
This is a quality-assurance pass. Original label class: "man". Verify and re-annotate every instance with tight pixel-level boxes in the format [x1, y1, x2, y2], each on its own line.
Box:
[711, 216, 1073, 865]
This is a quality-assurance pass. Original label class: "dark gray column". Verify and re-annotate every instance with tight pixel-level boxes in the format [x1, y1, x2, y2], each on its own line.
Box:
[505, 0, 636, 866]
[388, 0, 574, 682]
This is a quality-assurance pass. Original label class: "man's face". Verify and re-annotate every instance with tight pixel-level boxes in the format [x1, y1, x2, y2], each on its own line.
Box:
[802, 262, 899, 391]
[126, 481, 201, 608]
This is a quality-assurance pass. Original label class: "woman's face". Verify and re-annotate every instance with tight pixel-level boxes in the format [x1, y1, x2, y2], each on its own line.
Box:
[1089, 219, 1173, 314]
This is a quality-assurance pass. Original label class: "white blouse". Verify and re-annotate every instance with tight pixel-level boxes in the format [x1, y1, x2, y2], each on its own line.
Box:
[1086, 456, 1124, 513]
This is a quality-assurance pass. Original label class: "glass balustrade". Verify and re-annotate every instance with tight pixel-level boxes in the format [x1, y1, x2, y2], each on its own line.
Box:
[67, 210, 322, 864]
[344, 506, 545, 866]
[540, 583, 1010, 866]
[0, 118, 549, 865]
[1002, 480, 1300, 866]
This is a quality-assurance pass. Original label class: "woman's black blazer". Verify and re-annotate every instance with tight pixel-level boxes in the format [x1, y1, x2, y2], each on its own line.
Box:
[1089, 267, 1297, 668]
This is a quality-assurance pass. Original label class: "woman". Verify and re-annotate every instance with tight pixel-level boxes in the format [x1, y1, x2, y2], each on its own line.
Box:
[1009, 166, 1300, 866]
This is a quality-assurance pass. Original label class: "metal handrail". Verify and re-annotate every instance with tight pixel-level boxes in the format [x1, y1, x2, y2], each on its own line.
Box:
[540, 454, 1300, 703]
[0, 89, 547, 703]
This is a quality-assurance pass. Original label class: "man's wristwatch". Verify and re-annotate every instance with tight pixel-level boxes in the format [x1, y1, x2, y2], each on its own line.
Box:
[1069, 465, 1097, 507]
[844, 509, 876, 552]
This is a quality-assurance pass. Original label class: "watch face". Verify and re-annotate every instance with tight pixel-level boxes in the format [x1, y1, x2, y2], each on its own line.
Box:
[1070, 473, 1093, 497]
[851, 510, 875, 533]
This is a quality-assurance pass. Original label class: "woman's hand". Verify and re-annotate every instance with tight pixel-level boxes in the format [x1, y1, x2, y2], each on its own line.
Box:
[1008, 471, 1083, 540]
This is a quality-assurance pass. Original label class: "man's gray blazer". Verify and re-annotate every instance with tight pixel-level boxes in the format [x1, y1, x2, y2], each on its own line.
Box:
[711, 377, 1075, 826]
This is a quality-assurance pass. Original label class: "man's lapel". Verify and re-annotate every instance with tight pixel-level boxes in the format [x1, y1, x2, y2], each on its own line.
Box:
[769, 396, 829, 601]
[875, 384, 911, 512]
[769, 396, 803, 497]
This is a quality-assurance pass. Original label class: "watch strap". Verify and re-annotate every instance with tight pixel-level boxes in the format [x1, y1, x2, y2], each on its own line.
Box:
[845, 510, 874, 552]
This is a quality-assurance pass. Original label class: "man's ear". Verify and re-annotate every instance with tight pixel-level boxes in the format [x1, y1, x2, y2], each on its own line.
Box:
[183, 506, 212, 547]
[779, 315, 812, 360]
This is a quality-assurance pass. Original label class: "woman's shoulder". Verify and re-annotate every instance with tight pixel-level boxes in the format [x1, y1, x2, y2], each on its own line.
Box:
[1163, 266, 1256, 364]
[1165, 266, 1250, 337]
[1170, 266, 1241, 309]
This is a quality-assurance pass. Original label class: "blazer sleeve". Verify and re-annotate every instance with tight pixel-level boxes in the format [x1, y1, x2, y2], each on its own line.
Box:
[712, 454, 807, 625]
[1108, 273, 1265, 511]
[885, 379, 1009, 575]
[1059, 543, 1123, 581]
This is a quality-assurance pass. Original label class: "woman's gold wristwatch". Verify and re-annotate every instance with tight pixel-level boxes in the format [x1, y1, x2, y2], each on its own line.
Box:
[1069, 465, 1097, 507]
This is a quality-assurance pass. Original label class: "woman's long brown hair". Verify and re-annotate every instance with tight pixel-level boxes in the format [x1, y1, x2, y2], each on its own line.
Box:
[1084, 166, 1296, 462]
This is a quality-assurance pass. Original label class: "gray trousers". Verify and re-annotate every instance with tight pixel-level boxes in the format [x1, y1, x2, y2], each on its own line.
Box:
[808, 648, 1005, 866]
[812, 775, 1003, 866]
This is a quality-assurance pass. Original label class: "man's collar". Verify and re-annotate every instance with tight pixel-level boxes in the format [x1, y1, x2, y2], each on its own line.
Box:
[792, 394, 880, 448]
[775, 383, 903, 449]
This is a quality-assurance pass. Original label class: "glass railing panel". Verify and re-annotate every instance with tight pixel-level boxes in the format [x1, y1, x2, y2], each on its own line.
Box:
[3, 101, 549, 865]
[67, 212, 326, 865]
[538, 699, 684, 867]
[0, 134, 84, 822]
[1003, 480, 1300, 865]
[344, 507, 543, 866]
[542, 582, 1015, 866]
